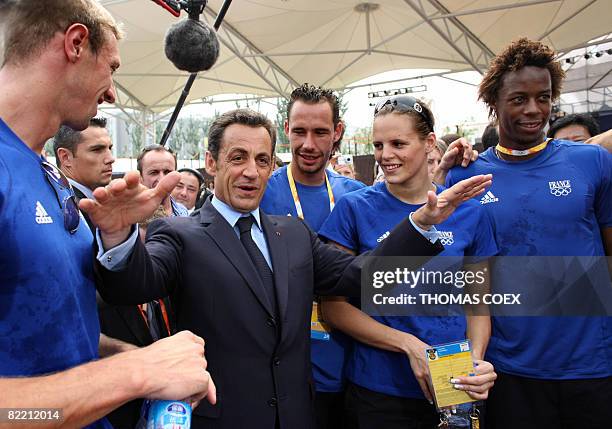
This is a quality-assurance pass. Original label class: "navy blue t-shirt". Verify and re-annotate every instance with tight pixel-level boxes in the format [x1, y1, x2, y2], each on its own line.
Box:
[261, 165, 365, 392]
[446, 140, 612, 379]
[0, 120, 108, 428]
[319, 182, 498, 398]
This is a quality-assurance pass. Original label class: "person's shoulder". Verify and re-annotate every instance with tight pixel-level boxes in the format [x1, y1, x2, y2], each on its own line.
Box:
[328, 170, 366, 191]
[336, 182, 375, 205]
[448, 149, 495, 181]
[267, 165, 288, 185]
[551, 138, 605, 154]
[551, 139, 610, 168]
[262, 211, 313, 235]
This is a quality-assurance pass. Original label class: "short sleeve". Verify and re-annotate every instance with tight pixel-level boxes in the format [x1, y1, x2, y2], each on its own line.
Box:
[318, 195, 359, 251]
[466, 206, 499, 258]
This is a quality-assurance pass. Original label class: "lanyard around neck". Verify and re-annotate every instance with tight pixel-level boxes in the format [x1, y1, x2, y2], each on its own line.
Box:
[496, 138, 550, 157]
[287, 164, 335, 220]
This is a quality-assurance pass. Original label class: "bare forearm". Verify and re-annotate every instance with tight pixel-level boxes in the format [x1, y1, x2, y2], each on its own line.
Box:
[99, 333, 139, 358]
[321, 299, 413, 354]
[586, 129, 612, 152]
[466, 315, 490, 360]
[0, 353, 146, 428]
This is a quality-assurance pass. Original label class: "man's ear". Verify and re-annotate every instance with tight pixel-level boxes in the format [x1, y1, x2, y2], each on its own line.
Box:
[205, 151, 217, 177]
[64, 23, 90, 63]
[284, 119, 290, 136]
[57, 147, 74, 168]
[333, 120, 345, 145]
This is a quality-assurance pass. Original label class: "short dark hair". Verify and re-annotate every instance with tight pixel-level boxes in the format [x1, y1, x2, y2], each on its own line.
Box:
[287, 83, 341, 127]
[137, 145, 177, 174]
[53, 116, 108, 168]
[178, 167, 205, 187]
[481, 123, 499, 151]
[208, 109, 276, 160]
[479, 38, 565, 119]
[547, 113, 600, 140]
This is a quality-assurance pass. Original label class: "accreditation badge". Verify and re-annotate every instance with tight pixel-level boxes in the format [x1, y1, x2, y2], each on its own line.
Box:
[426, 340, 476, 409]
[310, 301, 331, 341]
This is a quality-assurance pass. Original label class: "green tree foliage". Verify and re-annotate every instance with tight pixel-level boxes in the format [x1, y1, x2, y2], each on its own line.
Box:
[275, 97, 290, 153]
[125, 116, 212, 159]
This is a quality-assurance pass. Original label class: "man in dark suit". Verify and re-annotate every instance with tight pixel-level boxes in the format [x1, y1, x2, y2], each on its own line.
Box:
[81, 109, 492, 429]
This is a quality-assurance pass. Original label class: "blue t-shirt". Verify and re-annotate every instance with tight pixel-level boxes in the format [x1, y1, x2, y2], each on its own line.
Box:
[0, 120, 107, 428]
[446, 140, 612, 379]
[318, 182, 498, 398]
[261, 165, 365, 393]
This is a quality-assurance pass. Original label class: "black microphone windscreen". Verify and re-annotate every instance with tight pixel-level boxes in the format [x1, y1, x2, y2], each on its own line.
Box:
[164, 19, 220, 73]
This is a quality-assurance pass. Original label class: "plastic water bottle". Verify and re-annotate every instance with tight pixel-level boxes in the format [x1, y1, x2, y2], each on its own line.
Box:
[141, 400, 192, 429]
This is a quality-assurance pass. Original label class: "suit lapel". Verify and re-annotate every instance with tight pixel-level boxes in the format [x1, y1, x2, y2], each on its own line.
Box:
[199, 201, 275, 316]
[261, 214, 289, 324]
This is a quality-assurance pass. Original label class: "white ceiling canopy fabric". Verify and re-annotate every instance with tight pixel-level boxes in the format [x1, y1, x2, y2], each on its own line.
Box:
[101, 0, 612, 113]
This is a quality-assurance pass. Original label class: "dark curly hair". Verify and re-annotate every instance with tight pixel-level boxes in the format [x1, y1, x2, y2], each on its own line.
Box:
[478, 38, 565, 119]
[287, 83, 341, 127]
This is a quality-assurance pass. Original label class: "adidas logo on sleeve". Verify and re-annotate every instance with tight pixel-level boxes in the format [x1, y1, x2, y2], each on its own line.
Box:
[35, 201, 53, 224]
[480, 191, 499, 205]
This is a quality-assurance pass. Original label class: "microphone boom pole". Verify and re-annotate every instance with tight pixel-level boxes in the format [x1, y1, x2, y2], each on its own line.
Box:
[159, 0, 233, 148]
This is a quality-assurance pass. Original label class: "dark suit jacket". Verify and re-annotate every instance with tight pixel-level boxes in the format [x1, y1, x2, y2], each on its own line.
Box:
[96, 200, 442, 429]
[73, 186, 96, 233]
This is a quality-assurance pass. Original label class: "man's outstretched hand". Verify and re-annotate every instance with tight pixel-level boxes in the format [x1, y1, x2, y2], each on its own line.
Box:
[79, 171, 181, 249]
[412, 174, 492, 230]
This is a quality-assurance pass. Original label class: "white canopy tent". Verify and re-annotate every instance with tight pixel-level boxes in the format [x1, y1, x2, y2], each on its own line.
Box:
[100, 0, 612, 140]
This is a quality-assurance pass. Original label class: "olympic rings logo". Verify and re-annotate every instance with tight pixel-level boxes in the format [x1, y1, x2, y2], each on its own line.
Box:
[550, 187, 572, 197]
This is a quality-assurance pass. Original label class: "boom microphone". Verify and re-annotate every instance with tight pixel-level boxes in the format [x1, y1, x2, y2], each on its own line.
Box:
[164, 18, 219, 73]
[153, 0, 233, 147]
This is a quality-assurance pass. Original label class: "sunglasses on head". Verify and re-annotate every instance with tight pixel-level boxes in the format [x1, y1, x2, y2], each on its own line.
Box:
[41, 161, 80, 234]
[374, 95, 434, 133]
